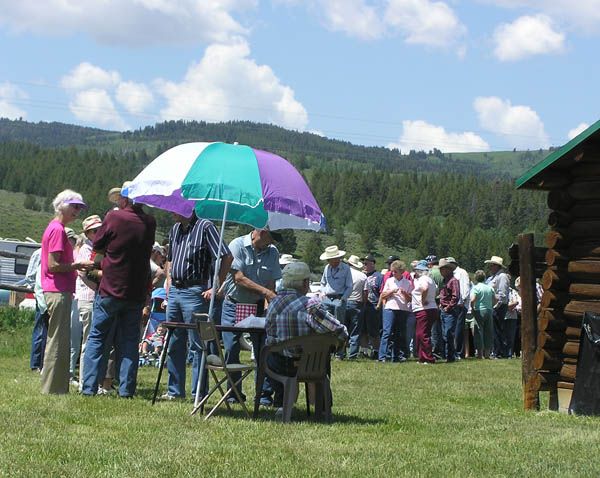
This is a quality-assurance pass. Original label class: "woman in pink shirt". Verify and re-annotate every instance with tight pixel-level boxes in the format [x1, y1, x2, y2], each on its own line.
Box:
[378, 260, 413, 362]
[40, 189, 94, 394]
[411, 260, 438, 364]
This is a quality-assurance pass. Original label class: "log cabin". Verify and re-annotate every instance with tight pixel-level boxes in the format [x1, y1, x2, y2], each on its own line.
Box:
[516, 119, 600, 411]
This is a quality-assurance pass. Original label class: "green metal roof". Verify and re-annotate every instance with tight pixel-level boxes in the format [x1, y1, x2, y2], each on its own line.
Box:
[516, 118, 600, 189]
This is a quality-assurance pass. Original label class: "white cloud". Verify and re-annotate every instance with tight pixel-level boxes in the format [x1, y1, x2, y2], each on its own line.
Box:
[474, 96, 549, 149]
[116, 81, 154, 114]
[316, 0, 384, 40]
[0, 0, 254, 46]
[567, 122, 590, 140]
[388, 120, 490, 152]
[483, 1, 600, 35]
[0, 82, 28, 119]
[68, 89, 129, 130]
[156, 39, 309, 130]
[61, 62, 121, 91]
[493, 15, 565, 61]
[384, 0, 467, 51]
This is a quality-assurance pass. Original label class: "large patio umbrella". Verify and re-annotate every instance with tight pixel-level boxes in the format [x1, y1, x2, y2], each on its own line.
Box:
[125, 141, 326, 319]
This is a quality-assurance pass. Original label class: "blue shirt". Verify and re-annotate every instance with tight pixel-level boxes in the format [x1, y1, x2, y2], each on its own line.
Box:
[223, 232, 281, 303]
[320, 262, 353, 300]
[168, 215, 230, 284]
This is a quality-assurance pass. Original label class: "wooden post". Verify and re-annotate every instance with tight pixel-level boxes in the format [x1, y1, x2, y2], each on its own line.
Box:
[519, 233, 540, 410]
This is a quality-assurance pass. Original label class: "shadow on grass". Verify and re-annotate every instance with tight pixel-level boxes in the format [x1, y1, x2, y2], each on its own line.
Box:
[136, 385, 385, 425]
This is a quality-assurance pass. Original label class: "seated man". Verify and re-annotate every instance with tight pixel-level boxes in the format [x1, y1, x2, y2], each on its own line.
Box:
[265, 262, 348, 411]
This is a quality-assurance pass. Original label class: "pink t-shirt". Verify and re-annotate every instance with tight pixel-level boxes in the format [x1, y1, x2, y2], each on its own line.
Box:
[41, 219, 76, 293]
[411, 275, 437, 312]
[382, 276, 413, 311]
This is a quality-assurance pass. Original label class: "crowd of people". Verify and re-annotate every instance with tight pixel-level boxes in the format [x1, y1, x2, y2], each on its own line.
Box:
[25, 182, 532, 414]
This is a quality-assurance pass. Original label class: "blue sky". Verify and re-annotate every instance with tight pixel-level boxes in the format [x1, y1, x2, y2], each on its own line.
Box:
[0, 0, 598, 152]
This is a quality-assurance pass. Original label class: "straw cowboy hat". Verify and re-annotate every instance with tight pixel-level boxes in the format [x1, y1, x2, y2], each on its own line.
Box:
[345, 255, 364, 270]
[279, 254, 297, 266]
[320, 245, 346, 261]
[108, 181, 132, 204]
[82, 215, 102, 232]
[438, 258, 457, 270]
[484, 255, 505, 267]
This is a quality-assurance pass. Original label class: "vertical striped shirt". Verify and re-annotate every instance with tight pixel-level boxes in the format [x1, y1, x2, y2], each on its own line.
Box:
[168, 215, 230, 284]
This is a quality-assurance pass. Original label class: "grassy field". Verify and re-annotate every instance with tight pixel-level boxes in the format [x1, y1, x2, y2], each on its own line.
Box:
[0, 189, 52, 242]
[1, 313, 599, 478]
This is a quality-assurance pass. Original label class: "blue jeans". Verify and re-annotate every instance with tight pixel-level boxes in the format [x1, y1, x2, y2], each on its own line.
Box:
[505, 319, 518, 358]
[70, 298, 82, 377]
[82, 295, 144, 397]
[407, 312, 416, 358]
[346, 301, 363, 359]
[30, 305, 48, 370]
[440, 308, 459, 362]
[378, 309, 408, 362]
[493, 303, 509, 358]
[453, 305, 467, 360]
[166, 286, 208, 398]
[431, 313, 444, 358]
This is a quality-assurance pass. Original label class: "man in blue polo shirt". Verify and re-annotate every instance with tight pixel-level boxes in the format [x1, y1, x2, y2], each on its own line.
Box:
[221, 228, 282, 403]
[161, 211, 233, 401]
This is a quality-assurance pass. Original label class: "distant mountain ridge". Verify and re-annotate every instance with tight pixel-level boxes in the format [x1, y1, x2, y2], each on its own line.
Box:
[0, 118, 548, 178]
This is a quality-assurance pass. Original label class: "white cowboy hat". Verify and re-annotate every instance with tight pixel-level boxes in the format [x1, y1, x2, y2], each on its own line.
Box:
[279, 254, 296, 266]
[319, 245, 346, 261]
[345, 254, 364, 270]
[484, 255, 505, 267]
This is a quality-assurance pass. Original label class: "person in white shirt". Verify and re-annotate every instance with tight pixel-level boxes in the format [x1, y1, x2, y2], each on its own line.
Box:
[344, 255, 367, 360]
[411, 260, 438, 364]
[378, 260, 413, 363]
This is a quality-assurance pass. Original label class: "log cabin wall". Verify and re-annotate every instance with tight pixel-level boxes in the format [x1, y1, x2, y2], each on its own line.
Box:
[539, 172, 600, 409]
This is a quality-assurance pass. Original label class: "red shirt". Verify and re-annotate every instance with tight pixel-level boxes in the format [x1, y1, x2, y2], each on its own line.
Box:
[93, 205, 156, 302]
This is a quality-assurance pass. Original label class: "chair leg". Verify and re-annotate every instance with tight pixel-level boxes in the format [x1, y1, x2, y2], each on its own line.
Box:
[191, 375, 229, 416]
[323, 378, 333, 423]
[305, 382, 311, 417]
[151, 329, 172, 405]
[281, 379, 297, 423]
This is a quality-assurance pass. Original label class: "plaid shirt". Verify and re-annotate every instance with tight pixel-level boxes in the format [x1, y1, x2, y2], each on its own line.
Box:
[266, 289, 348, 358]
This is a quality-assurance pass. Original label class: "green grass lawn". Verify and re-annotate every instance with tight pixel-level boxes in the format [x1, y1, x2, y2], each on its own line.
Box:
[1, 324, 599, 477]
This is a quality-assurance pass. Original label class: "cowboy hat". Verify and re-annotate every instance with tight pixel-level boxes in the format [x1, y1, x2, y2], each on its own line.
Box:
[279, 254, 296, 265]
[345, 255, 364, 270]
[439, 258, 457, 270]
[108, 181, 132, 204]
[484, 255, 505, 267]
[445, 256, 458, 265]
[320, 245, 346, 261]
[82, 215, 102, 232]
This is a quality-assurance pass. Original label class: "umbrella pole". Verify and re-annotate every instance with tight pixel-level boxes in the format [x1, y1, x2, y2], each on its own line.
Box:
[196, 203, 228, 409]
[207, 202, 228, 323]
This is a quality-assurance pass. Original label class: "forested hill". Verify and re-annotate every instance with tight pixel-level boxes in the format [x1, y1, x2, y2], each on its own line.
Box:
[0, 118, 549, 178]
[0, 117, 550, 272]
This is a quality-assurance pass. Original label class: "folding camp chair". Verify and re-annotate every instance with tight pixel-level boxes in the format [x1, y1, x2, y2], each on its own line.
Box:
[258, 334, 339, 423]
[191, 319, 254, 419]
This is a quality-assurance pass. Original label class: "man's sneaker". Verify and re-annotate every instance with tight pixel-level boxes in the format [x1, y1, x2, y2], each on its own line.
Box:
[70, 378, 80, 387]
[98, 387, 114, 396]
[159, 393, 181, 401]
[226, 394, 246, 405]
[259, 396, 273, 407]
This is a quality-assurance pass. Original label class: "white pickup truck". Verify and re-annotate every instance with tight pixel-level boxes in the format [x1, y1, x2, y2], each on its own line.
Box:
[0, 237, 40, 306]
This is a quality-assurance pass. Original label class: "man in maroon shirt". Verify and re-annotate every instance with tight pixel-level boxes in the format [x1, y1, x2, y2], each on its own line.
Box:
[438, 258, 460, 363]
[81, 186, 156, 397]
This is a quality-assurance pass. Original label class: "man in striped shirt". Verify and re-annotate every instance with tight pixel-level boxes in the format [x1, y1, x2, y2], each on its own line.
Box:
[266, 262, 348, 408]
[162, 211, 233, 400]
